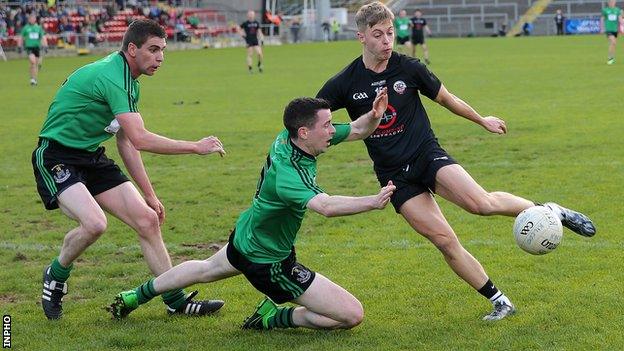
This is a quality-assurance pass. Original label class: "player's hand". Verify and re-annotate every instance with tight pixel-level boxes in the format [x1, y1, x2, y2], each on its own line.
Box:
[371, 87, 388, 119]
[145, 195, 166, 225]
[373, 180, 395, 209]
[481, 116, 507, 134]
[195, 136, 226, 156]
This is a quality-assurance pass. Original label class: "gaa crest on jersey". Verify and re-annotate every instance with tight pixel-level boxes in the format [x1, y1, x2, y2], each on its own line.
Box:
[393, 80, 407, 95]
[291, 264, 312, 284]
[51, 164, 71, 183]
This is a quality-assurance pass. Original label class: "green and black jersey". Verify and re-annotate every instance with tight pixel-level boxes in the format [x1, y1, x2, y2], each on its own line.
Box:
[20, 24, 45, 48]
[39, 52, 139, 152]
[233, 125, 351, 263]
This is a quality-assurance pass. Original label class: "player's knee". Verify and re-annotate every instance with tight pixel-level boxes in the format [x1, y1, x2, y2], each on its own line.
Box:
[465, 194, 495, 216]
[341, 300, 364, 329]
[429, 232, 460, 255]
[134, 209, 160, 237]
[81, 215, 107, 238]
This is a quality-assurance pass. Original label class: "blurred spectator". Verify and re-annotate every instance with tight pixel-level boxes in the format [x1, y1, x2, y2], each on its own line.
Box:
[554, 9, 565, 35]
[174, 14, 190, 42]
[58, 15, 75, 44]
[0, 19, 7, 40]
[290, 17, 301, 43]
[495, 23, 507, 37]
[321, 20, 330, 42]
[79, 15, 98, 47]
[331, 17, 340, 41]
[522, 22, 532, 36]
[187, 14, 199, 29]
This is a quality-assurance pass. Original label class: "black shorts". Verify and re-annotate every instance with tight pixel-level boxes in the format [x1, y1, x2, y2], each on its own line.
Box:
[411, 33, 425, 45]
[246, 37, 259, 47]
[32, 138, 129, 210]
[606, 31, 618, 38]
[226, 231, 316, 304]
[397, 36, 410, 45]
[26, 47, 41, 57]
[377, 141, 457, 213]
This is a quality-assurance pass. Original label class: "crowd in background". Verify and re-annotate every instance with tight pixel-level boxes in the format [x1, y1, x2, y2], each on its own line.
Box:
[0, 1, 202, 46]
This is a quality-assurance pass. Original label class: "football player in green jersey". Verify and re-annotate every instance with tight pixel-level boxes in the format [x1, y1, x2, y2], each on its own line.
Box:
[601, 0, 623, 64]
[33, 19, 225, 320]
[393, 9, 411, 55]
[18, 15, 47, 85]
[109, 90, 394, 331]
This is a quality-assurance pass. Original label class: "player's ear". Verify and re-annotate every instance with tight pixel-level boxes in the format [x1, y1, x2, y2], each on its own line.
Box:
[297, 126, 309, 140]
[127, 42, 138, 57]
[356, 31, 365, 43]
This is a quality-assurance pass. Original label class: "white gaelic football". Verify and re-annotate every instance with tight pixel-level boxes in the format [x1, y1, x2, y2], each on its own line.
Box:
[513, 206, 563, 255]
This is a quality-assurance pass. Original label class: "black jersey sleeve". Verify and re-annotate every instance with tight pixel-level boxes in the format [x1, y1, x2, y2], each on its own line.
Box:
[316, 75, 346, 111]
[403, 57, 441, 100]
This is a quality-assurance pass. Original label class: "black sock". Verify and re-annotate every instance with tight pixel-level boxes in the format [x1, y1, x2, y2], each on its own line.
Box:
[477, 279, 500, 300]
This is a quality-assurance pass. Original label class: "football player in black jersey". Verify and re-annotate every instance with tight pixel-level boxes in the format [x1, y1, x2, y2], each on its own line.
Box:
[410, 9, 431, 64]
[239, 10, 264, 73]
[317, 1, 595, 322]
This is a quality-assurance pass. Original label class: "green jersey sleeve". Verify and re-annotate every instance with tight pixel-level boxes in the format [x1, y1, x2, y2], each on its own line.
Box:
[330, 123, 351, 146]
[276, 162, 324, 210]
[93, 74, 138, 115]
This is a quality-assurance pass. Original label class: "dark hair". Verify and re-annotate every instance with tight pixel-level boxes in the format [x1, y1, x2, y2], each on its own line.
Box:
[283, 97, 331, 138]
[122, 19, 166, 51]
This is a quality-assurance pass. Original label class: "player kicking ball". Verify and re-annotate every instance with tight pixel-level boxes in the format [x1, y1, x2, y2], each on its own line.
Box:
[109, 90, 395, 330]
[316, 2, 595, 321]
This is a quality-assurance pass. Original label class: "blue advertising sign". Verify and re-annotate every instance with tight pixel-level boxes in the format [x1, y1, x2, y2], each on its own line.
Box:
[565, 18, 601, 34]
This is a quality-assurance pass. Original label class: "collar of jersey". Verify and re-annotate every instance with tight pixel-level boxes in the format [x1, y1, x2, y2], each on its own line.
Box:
[118, 51, 134, 80]
[289, 138, 316, 161]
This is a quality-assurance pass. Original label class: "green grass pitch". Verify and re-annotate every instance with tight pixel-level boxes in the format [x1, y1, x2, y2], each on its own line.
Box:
[0, 35, 622, 350]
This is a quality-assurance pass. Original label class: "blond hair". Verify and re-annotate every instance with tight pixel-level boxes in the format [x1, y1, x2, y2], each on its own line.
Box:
[355, 2, 394, 32]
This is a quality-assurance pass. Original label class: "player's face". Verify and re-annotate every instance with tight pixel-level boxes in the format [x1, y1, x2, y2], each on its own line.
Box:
[131, 36, 166, 77]
[359, 19, 394, 61]
[28, 16, 37, 24]
[608, 0, 615, 6]
[306, 109, 335, 156]
[399, 10, 407, 18]
[248, 11, 255, 20]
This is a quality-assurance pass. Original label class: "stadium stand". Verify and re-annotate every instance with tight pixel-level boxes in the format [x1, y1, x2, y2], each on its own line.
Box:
[0, 1, 236, 52]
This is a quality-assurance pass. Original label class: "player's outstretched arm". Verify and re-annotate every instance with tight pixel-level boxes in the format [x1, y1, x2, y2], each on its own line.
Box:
[116, 129, 165, 224]
[307, 181, 395, 217]
[116, 112, 226, 156]
[434, 84, 507, 135]
[346, 87, 388, 141]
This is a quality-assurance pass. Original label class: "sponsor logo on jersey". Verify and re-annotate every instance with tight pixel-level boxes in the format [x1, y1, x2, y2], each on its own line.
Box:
[51, 164, 71, 183]
[378, 104, 397, 129]
[393, 80, 407, 94]
[370, 79, 386, 87]
[352, 92, 369, 100]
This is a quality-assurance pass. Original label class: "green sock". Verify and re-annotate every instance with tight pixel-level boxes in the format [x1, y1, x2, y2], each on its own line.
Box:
[266, 307, 296, 329]
[50, 257, 72, 283]
[162, 288, 186, 310]
[135, 278, 158, 305]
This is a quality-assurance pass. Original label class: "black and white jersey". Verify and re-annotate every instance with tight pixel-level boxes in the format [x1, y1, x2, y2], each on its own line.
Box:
[554, 14, 565, 25]
[241, 20, 260, 39]
[410, 17, 427, 35]
[317, 52, 442, 175]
